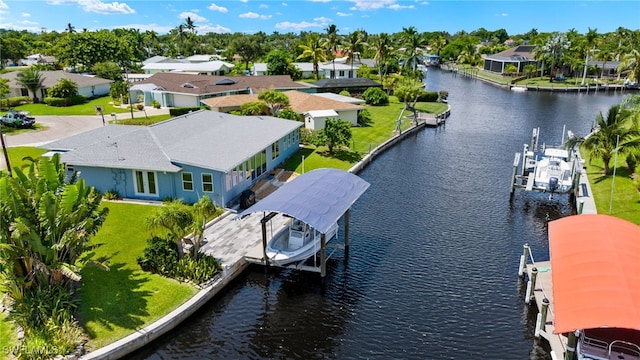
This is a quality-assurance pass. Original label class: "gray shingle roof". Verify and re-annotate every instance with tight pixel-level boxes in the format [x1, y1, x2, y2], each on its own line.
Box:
[42, 110, 303, 173]
[0, 71, 112, 89]
[151, 111, 303, 172]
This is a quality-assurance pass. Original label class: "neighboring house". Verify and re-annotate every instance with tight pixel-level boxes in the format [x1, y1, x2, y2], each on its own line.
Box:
[142, 55, 187, 66]
[252, 58, 374, 79]
[41, 110, 303, 207]
[201, 90, 364, 130]
[186, 54, 227, 63]
[483, 45, 537, 74]
[130, 73, 312, 108]
[309, 78, 383, 95]
[141, 60, 234, 75]
[0, 71, 112, 101]
[21, 53, 56, 66]
[586, 60, 621, 78]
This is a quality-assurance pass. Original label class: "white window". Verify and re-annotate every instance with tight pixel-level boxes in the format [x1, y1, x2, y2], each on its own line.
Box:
[272, 141, 280, 160]
[202, 173, 213, 192]
[182, 172, 194, 191]
[133, 170, 158, 196]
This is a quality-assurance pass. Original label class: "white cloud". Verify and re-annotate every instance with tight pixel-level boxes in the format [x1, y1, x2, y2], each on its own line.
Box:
[47, 0, 135, 15]
[21, 20, 38, 25]
[0, 21, 41, 32]
[349, 0, 396, 11]
[314, 16, 331, 24]
[275, 20, 324, 31]
[197, 23, 231, 33]
[259, 4, 268, 8]
[208, 3, 228, 13]
[239, 11, 271, 19]
[281, 2, 287, 6]
[240, 0, 248, 2]
[114, 23, 174, 33]
[336, 11, 352, 16]
[388, 3, 414, 10]
[496, 12, 508, 17]
[0, 0, 8, 8]
[309, 0, 331, 2]
[179, 11, 207, 22]
[21, 12, 31, 17]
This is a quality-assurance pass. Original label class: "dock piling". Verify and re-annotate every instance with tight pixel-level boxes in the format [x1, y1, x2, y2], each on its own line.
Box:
[344, 209, 350, 257]
[519, 243, 530, 277]
[538, 298, 550, 335]
[565, 332, 577, 360]
[578, 200, 584, 214]
[526, 267, 538, 304]
[320, 233, 327, 277]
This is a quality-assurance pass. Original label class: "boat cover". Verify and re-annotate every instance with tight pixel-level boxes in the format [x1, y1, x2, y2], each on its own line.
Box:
[237, 168, 370, 234]
[549, 214, 640, 334]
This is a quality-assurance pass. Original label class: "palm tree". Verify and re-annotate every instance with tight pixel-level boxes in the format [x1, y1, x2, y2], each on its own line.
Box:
[400, 26, 425, 72]
[618, 49, 640, 84]
[581, 104, 640, 175]
[298, 33, 326, 80]
[531, 40, 548, 79]
[343, 30, 366, 78]
[190, 196, 218, 257]
[146, 200, 194, 257]
[429, 35, 447, 58]
[184, 16, 196, 34]
[322, 24, 340, 79]
[370, 32, 393, 81]
[542, 32, 570, 80]
[581, 28, 599, 85]
[16, 68, 45, 103]
[66, 22, 75, 34]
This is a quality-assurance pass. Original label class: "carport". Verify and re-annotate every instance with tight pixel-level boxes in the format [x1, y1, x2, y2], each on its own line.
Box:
[238, 168, 370, 277]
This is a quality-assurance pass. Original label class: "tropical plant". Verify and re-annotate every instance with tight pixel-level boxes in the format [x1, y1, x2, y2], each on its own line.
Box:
[278, 108, 301, 121]
[92, 61, 124, 81]
[298, 33, 326, 80]
[577, 104, 640, 175]
[618, 49, 640, 84]
[189, 196, 218, 257]
[0, 154, 109, 295]
[322, 24, 340, 79]
[343, 30, 367, 77]
[370, 32, 394, 81]
[47, 78, 78, 99]
[400, 26, 426, 73]
[145, 199, 194, 257]
[542, 32, 571, 79]
[16, 68, 45, 103]
[109, 80, 129, 102]
[258, 90, 290, 116]
[362, 87, 389, 106]
[313, 118, 352, 154]
[241, 101, 268, 115]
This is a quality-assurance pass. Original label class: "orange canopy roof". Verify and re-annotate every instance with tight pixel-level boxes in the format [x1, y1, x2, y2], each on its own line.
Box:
[549, 214, 640, 334]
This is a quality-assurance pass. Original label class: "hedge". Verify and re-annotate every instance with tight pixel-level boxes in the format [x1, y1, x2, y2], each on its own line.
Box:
[0, 96, 31, 108]
[169, 107, 203, 117]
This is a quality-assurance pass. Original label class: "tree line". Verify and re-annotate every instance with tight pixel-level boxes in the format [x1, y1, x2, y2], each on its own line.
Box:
[1, 23, 638, 83]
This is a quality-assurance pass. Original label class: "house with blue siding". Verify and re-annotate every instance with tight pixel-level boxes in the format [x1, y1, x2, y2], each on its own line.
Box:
[42, 110, 303, 207]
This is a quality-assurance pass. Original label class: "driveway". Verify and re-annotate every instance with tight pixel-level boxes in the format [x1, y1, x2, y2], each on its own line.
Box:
[1, 107, 170, 171]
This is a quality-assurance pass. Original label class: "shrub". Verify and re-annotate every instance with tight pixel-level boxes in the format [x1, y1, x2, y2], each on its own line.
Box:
[47, 78, 78, 99]
[113, 100, 121, 106]
[362, 87, 389, 105]
[136, 103, 145, 110]
[339, 90, 351, 97]
[151, 100, 161, 109]
[43, 97, 67, 107]
[299, 128, 317, 144]
[103, 190, 120, 200]
[278, 108, 301, 121]
[438, 90, 449, 102]
[1, 96, 31, 108]
[240, 101, 268, 115]
[169, 107, 202, 117]
[357, 109, 372, 126]
[416, 91, 439, 102]
[67, 94, 86, 106]
[137, 236, 222, 284]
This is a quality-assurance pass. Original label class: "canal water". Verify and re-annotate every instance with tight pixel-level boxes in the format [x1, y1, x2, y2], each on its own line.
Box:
[132, 70, 626, 359]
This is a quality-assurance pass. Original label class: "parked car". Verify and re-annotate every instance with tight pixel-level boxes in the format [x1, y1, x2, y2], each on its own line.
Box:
[1, 110, 36, 128]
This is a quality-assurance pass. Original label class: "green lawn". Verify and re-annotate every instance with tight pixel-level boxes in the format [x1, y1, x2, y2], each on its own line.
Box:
[0, 311, 17, 360]
[282, 101, 448, 173]
[1, 146, 48, 175]
[112, 114, 172, 126]
[6, 97, 135, 116]
[78, 201, 197, 350]
[0, 123, 48, 136]
[583, 152, 640, 225]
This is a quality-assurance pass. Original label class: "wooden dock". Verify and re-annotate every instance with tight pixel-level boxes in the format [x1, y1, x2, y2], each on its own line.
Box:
[523, 259, 568, 359]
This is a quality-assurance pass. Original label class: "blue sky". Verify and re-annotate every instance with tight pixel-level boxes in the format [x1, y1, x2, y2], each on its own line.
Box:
[1, 0, 638, 36]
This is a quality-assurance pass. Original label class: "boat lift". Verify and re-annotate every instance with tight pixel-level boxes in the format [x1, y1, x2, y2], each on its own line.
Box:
[238, 168, 370, 277]
[510, 127, 581, 200]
